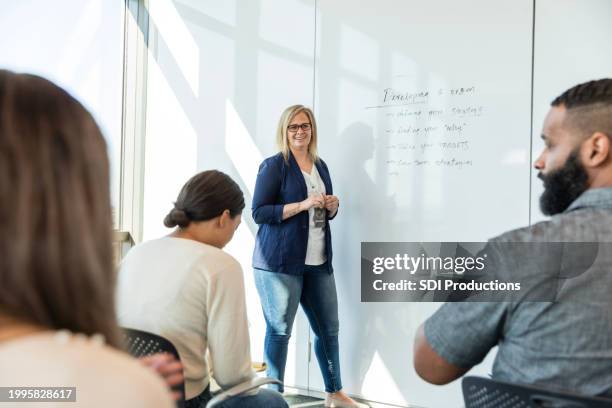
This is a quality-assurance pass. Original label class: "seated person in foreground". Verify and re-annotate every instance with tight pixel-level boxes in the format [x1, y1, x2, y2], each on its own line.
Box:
[117, 170, 287, 408]
[0, 70, 174, 408]
[414, 79, 612, 397]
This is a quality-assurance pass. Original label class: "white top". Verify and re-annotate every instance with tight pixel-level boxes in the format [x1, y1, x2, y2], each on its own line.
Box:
[0, 331, 174, 408]
[116, 237, 255, 400]
[302, 165, 327, 266]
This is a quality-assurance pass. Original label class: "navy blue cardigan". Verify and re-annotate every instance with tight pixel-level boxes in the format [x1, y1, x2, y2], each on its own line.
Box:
[251, 152, 336, 275]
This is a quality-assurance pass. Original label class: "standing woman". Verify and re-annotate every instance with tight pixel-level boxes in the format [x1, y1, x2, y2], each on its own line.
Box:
[252, 105, 363, 408]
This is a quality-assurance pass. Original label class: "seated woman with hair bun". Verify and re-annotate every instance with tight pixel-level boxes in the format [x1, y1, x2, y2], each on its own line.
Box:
[116, 170, 287, 408]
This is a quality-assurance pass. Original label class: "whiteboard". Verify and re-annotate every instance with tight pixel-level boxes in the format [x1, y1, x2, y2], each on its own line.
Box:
[138, 0, 612, 407]
[530, 0, 612, 224]
[313, 0, 533, 406]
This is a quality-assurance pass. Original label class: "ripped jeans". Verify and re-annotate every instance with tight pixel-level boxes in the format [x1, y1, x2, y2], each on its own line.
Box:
[254, 263, 342, 393]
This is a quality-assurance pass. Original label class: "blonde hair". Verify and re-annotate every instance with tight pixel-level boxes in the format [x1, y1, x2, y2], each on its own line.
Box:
[276, 105, 319, 162]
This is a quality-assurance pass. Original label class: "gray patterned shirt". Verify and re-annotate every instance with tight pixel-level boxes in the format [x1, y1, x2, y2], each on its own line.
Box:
[425, 187, 612, 397]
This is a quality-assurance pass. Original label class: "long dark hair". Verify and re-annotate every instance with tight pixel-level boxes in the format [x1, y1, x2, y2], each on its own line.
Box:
[164, 170, 245, 228]
[0, 70, 121, 348]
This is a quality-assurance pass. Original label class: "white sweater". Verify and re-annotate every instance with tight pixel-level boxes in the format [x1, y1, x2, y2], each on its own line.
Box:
[116, 237, 255, 400]
[0, 332, 174, 408]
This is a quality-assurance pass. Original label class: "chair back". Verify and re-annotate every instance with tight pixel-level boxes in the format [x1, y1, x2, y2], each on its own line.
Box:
[463, 376, 612, 408]
[123, 327, 185, 408]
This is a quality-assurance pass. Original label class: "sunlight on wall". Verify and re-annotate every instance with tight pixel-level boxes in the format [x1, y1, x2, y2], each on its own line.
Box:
[340, 24, 379, 82]
[224, 223, 266, 362]
[222, 98, 262, 354]
[225, 99, 263, 196]
[77, 61, 102, 120]
[55, 0, 102, 83]
[256, 50, 315, 156]
[361, 351, 406, 405]
[0, 0, 124, 221]
[259, 0, 315, 54]
[142, 51, 198, 241]
[175, 0, 237, 26]
[149, 0, 200, 96]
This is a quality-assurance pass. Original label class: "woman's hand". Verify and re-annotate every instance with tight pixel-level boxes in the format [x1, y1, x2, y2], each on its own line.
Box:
[324, 195, 339, 215]
[139, 353, 184, 401]
[301, 193, 325, 211]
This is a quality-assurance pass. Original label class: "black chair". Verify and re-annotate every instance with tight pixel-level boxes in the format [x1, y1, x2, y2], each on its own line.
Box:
[122, 327, 185, 408]
[463, 376, 612, 408]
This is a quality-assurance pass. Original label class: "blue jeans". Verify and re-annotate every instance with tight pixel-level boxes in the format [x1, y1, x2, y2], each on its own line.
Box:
[254, 263, 342, 393]
[185, 386, 287, 408]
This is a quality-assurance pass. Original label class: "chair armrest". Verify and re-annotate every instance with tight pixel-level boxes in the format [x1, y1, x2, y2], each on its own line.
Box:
[206, 377, 282, 408]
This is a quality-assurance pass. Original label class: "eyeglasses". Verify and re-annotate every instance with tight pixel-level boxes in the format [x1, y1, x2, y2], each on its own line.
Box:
[287, 123, 312, 133]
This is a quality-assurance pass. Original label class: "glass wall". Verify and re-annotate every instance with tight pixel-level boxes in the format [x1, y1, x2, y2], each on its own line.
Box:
[0, 0, 125, 224]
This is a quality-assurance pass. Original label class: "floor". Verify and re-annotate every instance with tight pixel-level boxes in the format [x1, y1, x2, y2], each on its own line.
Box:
[282, 389, 411, 408]
[284, 393, 327, 407]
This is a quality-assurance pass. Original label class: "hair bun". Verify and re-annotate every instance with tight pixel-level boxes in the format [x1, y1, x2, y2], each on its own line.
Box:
[163, 208, 190, 228]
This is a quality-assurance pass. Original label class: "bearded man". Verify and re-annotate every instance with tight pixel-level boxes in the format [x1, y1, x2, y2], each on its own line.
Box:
[414, 79, 612, 398]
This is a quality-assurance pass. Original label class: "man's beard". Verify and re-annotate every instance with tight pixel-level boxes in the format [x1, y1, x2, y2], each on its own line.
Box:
[538, 151, 589, 216]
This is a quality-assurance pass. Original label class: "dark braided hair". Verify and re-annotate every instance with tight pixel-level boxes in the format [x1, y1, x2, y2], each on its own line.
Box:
[551, 79, 612, 139]
[552, 78, 612, 108]
[164, 170, 245, 228]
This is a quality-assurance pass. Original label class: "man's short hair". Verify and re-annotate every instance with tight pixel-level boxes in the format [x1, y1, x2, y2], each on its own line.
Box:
[551, 79, 612, 139]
